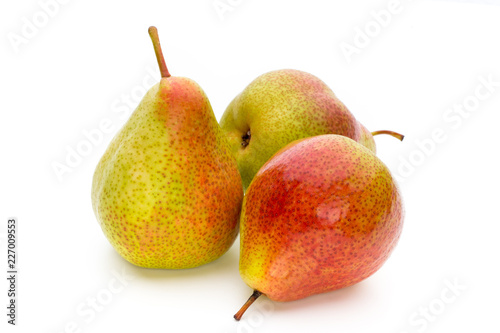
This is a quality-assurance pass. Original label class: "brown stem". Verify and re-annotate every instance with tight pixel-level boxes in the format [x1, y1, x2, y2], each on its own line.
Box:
[234, 290, 263, 321]
[372, 130, 404, 141]
[148, 26, 171, 78]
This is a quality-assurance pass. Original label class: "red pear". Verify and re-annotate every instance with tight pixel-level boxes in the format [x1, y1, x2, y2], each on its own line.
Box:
[234, 134, 404, 320]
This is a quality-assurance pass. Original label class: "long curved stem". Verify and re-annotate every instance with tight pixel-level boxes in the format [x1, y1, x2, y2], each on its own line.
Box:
[372, 130, 404, 141]
[148, 26, 170, 78]
[234, 290, 263, 321]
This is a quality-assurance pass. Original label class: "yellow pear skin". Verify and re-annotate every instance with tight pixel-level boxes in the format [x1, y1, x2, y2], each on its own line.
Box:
[91, 27, 243, 269]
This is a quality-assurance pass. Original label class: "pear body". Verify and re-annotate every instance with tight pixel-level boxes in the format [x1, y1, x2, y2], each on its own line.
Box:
[239, 135, 403, 301]
[358, 123, 376, 153]
[220, 69, 373, 190]
[92, 76, 243, 269]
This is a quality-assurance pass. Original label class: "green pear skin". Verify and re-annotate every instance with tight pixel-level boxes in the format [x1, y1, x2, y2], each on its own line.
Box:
[358, 123, 377, 152]
[220, 69, 375, 190]
[91, 27, 243, 269]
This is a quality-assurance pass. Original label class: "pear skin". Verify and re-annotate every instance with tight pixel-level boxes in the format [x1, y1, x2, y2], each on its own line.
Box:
[220, 69, 360, 190]
[357, 122, 376, 153]
[234, 135, 404, 320]
[92, 27, 243, 269]
[220, 69, 403, 190]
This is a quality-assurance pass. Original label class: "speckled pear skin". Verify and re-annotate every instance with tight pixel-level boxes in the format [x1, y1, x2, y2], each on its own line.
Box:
[358, 123, 376, 153]
[239, 134, 403, 301]
[92, 76, 243, 269]
[220, 69, 373, 190]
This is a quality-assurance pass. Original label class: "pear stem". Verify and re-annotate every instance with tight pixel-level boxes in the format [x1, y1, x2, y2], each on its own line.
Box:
[148, 26, 171, 78]
[234, 290, 263, 321]
[372, 130, 404, 141]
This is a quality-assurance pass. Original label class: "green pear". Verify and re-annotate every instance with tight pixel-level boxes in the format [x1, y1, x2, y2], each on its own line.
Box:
[219, 69, 403, 190]
[234, 134, 404, 320]
[91, 27, 243, 269]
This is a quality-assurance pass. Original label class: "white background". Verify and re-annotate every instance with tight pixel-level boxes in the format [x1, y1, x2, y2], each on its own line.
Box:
[1, 0, 500, 332]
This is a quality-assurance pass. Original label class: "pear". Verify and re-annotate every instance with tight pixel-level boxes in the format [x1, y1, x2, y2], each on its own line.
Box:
[220, 69, 403, 190]
[91, 27, 243, 269]
[234, 134, 404, 320]
[358, 123, 377, 153]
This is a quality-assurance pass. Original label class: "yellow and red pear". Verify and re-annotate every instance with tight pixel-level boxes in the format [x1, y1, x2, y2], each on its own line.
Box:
[91, 27, 243, 269]
[220, 69, 404, 190]
[234, 134, 404, 320]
